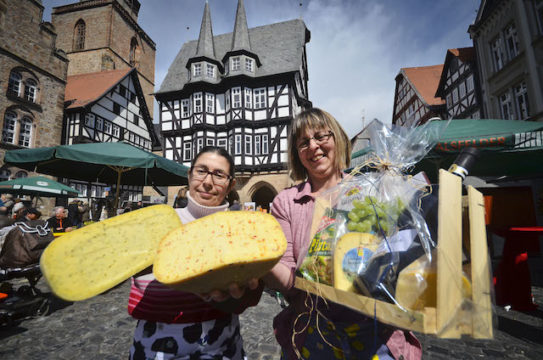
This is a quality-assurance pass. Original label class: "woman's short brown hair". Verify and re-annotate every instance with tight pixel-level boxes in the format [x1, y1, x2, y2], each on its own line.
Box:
[288, 108, 351, 181]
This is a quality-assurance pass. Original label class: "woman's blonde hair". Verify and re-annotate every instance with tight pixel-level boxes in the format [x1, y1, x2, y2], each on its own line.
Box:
[288, 108, 351, 181]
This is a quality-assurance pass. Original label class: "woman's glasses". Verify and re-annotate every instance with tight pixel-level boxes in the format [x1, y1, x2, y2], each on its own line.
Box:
[191, 167, 232, 185]
[297, 131, 334, 150]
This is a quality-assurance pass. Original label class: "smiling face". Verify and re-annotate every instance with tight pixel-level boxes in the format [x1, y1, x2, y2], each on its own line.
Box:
[296, 127, 337, 182]
[189, 152, 235, 207]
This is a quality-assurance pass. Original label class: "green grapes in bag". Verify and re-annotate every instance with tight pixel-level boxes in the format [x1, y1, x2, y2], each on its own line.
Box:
[299, 208, 347, 285]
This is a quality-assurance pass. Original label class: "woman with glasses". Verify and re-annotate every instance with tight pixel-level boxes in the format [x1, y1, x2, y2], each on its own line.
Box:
[128, 146, 262, 360]
[263, 108, 422, 359]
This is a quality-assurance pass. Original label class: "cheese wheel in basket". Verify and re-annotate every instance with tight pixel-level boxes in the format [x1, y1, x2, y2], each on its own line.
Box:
[153, 211, 287, 293]
[40, 205, 182, 301]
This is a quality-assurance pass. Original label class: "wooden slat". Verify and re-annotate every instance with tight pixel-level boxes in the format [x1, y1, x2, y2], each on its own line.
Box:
[295, 277, 432, 334]
[436, 170, 463, 338]
[468, 186, 494, 339]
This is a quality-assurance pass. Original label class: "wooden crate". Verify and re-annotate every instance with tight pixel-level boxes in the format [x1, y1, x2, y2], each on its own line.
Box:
[295, 169, 493, 339]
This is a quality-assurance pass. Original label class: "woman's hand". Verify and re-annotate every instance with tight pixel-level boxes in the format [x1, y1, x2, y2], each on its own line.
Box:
[199, 278, 260, 302]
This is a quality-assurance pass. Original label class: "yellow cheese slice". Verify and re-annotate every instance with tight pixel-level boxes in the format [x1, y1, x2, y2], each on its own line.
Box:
[333, 232, 380, 292]
[154, 211, 287, 293]
[395, 250, 472, 311]
[40, 205, 182, 301]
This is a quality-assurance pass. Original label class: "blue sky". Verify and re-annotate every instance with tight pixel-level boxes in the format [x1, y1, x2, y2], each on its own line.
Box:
[42, 0, 480, 137]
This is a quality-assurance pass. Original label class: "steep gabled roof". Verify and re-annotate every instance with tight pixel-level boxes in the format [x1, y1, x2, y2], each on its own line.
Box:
[157, 19, 310, 95]
[65, 68, 132, 109]
[231, 0, 251, 51]
[401, 64, 445, 106]
[194, 1, 217, 61]
[435, 47, 475, 97]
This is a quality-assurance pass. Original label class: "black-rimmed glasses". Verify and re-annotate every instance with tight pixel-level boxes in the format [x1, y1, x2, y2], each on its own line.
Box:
[191, 167, 232, 185]
[297, 131, 334, 150]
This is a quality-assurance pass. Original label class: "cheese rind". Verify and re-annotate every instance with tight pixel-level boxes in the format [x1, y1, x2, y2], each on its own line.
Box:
[40, 205, 182, 301]
[153, 211, 287, 293]
[333, 232, 380, 292]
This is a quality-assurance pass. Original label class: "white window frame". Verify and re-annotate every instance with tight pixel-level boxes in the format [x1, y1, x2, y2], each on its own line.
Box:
[96, 117, 103, 131]
[262, 134, 268, 154]
[231, 57, 240, 71]
[245, 134, 252, 155]
[505, 23, 519, 60]
[206, 93, 214, 113]
[232, 87, 241, 108]
[104, 121, 112, 134]
[193, 63, 202, 77]
[459, 81, 466, 99]
[197, 138, 203, 153]
[254, 88, 266, 109]
[182, 99, 190, 118]
[235, 134, 241, 154]
[500, 91, 514, 120]
[466, 75, 474, 93]
[85, 113, 95, 128]
[255, 135, 261, 155]
[206, 63, 214, 77]
[514, 82, 530, 120]
[245, 58, 253, 72]
[113, 125, 120, 138]
[24, 79, 37, 103]
[206, 138, 215, 146]
[2, 111, 17, 144]
[18, 117, 32, 147]
[225, 90, 230, 110]
[218, 138, 227, 150]
[245, 88, 252, 109]
[491, 36, 505, 72]
[183, 142, 192, 161]
[194, 93, 202, 113]
[8, 71, 22, 96]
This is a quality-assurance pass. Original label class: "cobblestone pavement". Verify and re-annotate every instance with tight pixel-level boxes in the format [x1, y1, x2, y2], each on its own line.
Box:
[1, 278, 542, 359]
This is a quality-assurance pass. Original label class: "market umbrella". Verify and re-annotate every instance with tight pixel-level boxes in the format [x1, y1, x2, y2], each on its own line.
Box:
[4, 142, 189, 209]
[0, 175, 80, 197]
[351, 119, 543, 181]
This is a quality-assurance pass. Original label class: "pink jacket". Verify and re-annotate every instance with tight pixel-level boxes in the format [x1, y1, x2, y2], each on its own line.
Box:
[271, 180, 422, 360]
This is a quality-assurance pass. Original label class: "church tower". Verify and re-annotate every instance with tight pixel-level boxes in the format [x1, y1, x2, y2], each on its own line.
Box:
[51, 0, 156, 116]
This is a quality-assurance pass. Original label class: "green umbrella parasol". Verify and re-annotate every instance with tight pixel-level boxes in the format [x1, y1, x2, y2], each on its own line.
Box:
[0, 175, 80, 197]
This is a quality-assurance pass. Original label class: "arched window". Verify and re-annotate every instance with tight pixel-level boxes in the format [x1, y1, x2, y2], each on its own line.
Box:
[129, 37, 138, 66]
[15, 171, 27, 178]
[0, 169, 11, 181]
[18, 116, 33, 147]
[8, 71, 22, 96]
[2, 111, 17, 144]
[74, 20, 86, 51]
[24, 79, 37, 102]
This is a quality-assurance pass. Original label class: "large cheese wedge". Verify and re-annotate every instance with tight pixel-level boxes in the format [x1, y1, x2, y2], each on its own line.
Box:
[333, 232, 380, 292]
[395, 250, 472, 311]
[40, 205, 182, 301]
[154, 211, 287, 293]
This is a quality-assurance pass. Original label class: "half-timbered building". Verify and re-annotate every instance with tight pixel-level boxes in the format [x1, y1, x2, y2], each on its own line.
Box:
[392, 65, 446, 126]
[468, 0, 543, 121]
[156, 0, 311, 208]
[435, 47, 482, 120]
[63, 68, 160, 201]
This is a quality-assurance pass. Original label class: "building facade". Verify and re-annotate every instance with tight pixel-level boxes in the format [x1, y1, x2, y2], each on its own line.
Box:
[435, 47, 483, 120]
[469, 0, 543, 121]
[0, 0, 69, 180]
[156, 0, 311, 208]
[51, 0, 156, 117]
[392, 65, 446, 126]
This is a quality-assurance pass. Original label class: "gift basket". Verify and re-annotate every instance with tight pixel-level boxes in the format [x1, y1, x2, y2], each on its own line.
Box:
[295, 119, 494, 339]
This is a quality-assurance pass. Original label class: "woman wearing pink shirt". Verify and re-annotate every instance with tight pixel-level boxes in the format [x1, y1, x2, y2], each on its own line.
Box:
[264, 108, 422, 360]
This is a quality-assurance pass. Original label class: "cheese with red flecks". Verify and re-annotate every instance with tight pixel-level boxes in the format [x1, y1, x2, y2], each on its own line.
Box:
[40, 205, 182, 301]
[153, 211, 287, 293]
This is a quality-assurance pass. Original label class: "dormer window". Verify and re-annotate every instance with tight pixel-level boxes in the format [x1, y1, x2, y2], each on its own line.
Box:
[193, 63, 202, 77]
[206, 63, 214, 77]
[231, 57, 240, 71]
[245, 58, 254, 72]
